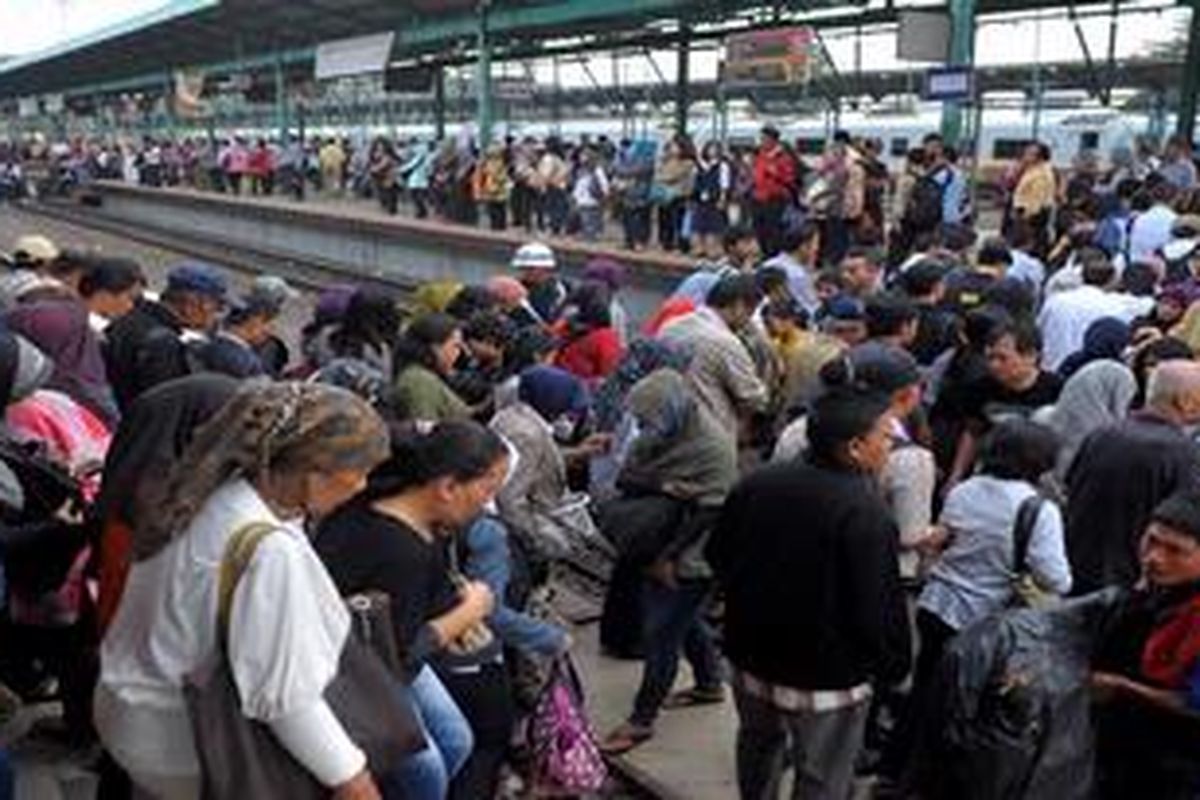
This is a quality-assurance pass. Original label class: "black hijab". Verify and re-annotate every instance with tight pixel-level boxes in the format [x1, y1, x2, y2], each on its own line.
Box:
[96, 374, 239, 534]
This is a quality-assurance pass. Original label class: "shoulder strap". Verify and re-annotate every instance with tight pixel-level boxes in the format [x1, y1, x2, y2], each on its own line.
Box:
[216, 522, 280, 644]
[1011, 494, 1046, 574]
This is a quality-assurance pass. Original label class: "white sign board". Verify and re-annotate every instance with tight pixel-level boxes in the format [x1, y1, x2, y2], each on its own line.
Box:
[315, 32, 395, 81]
[17, 97, 38, 118]
[897, 11, 951, 63]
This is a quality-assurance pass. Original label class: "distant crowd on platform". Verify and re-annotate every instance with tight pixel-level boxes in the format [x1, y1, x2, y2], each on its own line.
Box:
[0, 122, 1198, 799]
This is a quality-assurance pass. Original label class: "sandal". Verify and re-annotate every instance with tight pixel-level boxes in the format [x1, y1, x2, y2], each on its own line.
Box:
[662, 686, 726, 710]
[599, 722, 654, 755]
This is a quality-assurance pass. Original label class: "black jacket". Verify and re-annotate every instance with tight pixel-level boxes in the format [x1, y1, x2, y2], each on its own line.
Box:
[707, 459, 911, 691]
[1066, 412, 1200, 594]
[104, 299, 191, 412]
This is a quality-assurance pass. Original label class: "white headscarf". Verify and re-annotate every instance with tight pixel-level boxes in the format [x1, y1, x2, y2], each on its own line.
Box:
[1035, 360, 1137, 480]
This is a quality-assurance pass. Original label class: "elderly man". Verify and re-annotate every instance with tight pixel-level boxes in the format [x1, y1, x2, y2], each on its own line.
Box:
[1066, 360, 1200, 594]
[1091, 488, 1200, 798]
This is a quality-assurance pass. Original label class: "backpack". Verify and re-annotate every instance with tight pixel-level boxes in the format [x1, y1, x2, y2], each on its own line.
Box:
[905, 169, 948, 232]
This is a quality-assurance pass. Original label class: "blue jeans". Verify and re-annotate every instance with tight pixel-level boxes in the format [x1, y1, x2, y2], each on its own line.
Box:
[380, 665, 474, 800]
[630, 577, 722, 727]
[0, 749, 11, 800]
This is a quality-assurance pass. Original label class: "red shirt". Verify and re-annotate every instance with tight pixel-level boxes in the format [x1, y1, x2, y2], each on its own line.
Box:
[555, 327, 623, 382]
[753, 144, 797, 204]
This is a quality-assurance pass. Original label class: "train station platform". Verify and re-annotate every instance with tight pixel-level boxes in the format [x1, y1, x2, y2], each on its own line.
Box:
[71, 182, 695, 324]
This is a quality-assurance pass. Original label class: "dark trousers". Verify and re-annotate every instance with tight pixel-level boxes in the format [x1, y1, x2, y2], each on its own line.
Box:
[412, 188, 430, 219]
[629, 577, 722, 727]
[819, 216, 853, 268]
[623, 205, 652, 249]
[379, 184, 399, 215]
[511, 184, 535, 231]
[486, 201, 508, 231]
[226, 172, 242, 195]
[542, 188, 569, 235]
[442, 662, 515, 800]
[658, 198, 688, 251]
[735, 686, 870, 800]
[753, 199, 787, 259]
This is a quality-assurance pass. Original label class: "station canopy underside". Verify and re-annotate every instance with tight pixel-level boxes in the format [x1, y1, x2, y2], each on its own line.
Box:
[0, 0, 1174, 101]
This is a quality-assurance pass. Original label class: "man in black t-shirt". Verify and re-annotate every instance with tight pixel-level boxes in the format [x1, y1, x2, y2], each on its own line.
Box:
[946, 320, 1062, 488]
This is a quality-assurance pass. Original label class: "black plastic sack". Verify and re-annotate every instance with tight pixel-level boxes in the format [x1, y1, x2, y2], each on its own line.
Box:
[911, 589, 1123, 800]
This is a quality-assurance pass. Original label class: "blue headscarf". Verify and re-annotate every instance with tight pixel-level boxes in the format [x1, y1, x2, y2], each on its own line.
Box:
[518, 365, 590, 422]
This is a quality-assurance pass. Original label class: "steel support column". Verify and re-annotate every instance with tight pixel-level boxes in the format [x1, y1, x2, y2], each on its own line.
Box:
[434, 65, 446, 141]
[1179, 0, 1200, 143]
[940, 0, 976, 146]
[477, 0, 494, 145]
[675, 31, 690, 137]
[273, 51, 287, 139]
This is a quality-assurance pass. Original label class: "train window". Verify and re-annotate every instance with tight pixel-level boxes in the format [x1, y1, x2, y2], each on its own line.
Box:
[992, 139, 1030, 160]
[890, 137, 909, 157]
[795, 137, 825, 155]
[1079, 131, 1100, 151]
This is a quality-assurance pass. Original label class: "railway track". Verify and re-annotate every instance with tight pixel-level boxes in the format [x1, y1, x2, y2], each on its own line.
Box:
[13, 197, 418, 297]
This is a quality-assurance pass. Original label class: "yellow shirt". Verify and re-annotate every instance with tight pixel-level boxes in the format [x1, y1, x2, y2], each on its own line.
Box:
[1013, 162, 1056, 217]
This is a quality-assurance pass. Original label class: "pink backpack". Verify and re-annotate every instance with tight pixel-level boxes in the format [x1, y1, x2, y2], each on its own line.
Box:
[528, 656, 608, 795]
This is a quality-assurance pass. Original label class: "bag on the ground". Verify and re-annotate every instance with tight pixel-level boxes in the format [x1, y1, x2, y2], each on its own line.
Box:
[184, 523, 424, 800]
[1009, 494, 1060, 610]
[528, 655, 608, 795]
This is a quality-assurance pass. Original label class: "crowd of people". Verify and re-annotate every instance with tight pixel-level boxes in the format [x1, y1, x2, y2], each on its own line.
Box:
[12, 125, 1197, 263]
[0, 121, 1197, 800]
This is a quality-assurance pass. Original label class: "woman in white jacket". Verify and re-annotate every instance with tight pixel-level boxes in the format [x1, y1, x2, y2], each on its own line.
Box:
[95, 382, 390, 800]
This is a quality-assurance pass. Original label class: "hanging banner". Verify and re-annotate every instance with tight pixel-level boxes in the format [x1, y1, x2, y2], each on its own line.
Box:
[315, 32, 395, 81]
[723, 27, 818, 85]
[174, 67, 210, 118]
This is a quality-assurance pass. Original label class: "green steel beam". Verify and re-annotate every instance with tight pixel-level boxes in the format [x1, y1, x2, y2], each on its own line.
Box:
[478, 2, 495, 145]
[397, 0, 693, 51]
[1180, 0, 1200, 142]
[941, 0, 977, 146]
[675, 31, 690, 136]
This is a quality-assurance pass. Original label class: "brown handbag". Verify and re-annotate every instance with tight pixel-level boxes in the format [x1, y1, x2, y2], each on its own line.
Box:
[183, 523, 425, 799]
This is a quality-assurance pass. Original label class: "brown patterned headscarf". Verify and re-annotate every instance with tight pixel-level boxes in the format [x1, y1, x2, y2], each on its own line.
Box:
[136, 381, 388, 561]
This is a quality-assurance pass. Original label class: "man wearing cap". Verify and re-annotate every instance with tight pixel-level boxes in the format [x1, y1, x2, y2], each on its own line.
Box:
[1091, 488, 1200, 798]
[197, 276, 297, 378]
[104, 261, 228, 410]
[751, 126, 798, 260]
[0, 235, 61, 310]
[512, 242, 567, 323]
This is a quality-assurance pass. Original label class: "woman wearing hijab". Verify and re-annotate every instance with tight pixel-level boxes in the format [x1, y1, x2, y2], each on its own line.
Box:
[96, 383, 392, 800]
[553, 282, 623, 385]
[489, 365, 605, 561]
[2, 334, 111, 501]
[600, 368, 738, 754]
[5, 296, 119, 429]
[1034, 360, 1137, 484]
[582, 258, 630, 348]
[93, 374, 240, 634]
[1057, 317, 1131, 379]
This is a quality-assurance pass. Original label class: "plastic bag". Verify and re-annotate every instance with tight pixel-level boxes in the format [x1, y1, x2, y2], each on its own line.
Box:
[528, 656, 608, 795]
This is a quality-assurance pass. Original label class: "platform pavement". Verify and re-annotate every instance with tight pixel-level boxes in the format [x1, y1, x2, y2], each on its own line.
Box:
[572, 621, 740, 800]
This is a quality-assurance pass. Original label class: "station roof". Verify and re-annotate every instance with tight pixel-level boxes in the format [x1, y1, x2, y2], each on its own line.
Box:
[0, 0, 1176, 100]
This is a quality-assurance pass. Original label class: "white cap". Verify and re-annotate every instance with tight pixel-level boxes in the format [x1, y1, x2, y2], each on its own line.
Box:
[511, 241, 557, 271]
[12, 234, 59, 263]
[1162, 238, 1200, 263]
